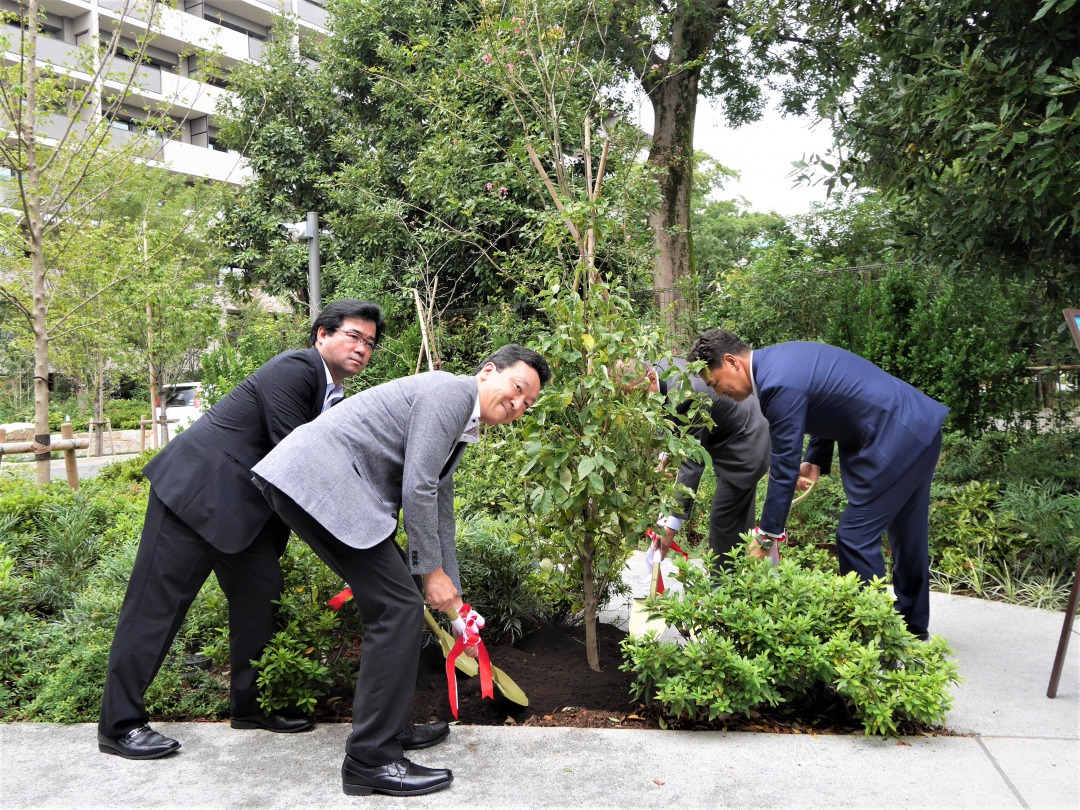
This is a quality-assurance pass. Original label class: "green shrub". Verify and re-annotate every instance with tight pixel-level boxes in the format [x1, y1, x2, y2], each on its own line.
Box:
[998, 481, 1080, 573]
[252, 540, 361, 715]
[91, 449, 156, 487]
[928, 477, 1077, 607]
[936, 429, 1080, 491]
[935, 431, 1013, 484]
[455, 514, 556, 645]
[621, 552, 959, 736]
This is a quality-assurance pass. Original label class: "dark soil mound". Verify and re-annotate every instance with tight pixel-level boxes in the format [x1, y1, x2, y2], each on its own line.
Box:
[314, 621, 945, 735]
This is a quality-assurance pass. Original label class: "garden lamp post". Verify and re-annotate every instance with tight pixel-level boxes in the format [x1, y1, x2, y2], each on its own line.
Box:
[278, 211, 325, 320]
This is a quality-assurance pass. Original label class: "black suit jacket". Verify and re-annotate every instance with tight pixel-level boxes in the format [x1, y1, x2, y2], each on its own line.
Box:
[654, 358, 771, 520]
[143, 347, 326, 554]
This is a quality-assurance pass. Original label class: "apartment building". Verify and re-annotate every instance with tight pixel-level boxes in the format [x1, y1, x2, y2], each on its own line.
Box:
[1, 0, 327, 185]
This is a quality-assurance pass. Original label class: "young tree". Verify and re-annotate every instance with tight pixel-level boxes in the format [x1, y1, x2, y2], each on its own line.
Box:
[0, 0, 218, 482]
[466, 1, 703, 670]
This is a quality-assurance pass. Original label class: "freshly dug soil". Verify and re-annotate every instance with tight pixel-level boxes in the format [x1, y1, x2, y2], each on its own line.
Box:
[313, 621, 947, 735]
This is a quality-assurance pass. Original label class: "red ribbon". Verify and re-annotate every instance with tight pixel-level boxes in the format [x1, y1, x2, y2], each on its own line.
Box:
[327, 587, 353, 611]
[445, 603, 493, 718]
[327, 591, 496, 719]
[644, 528, 689, 594]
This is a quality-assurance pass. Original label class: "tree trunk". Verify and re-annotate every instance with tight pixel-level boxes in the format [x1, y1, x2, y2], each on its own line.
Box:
[94, 355, 105, 456]
[32, 248, 50, 486]
[582, 534, 600, 672]
[25, 0, 51, 486]
[147, 301, 160, 449]
[647, 65, 701, 347]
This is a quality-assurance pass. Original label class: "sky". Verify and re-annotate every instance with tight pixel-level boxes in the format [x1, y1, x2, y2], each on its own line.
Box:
[628, 93, 837, 217]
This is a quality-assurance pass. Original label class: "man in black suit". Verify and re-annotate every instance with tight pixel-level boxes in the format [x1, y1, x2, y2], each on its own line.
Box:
[621, 358, 770, 572]
[98, 300, 392, 760]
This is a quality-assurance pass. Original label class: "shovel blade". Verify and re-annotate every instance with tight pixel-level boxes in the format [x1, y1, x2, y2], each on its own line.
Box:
[490, 664, 528, 706]
[629, 598, 667, 638]
[423, 609, 479, 677]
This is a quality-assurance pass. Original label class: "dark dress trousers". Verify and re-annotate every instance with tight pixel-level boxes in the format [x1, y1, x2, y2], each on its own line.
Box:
[753, 342, 949, 634]
[99, 347, 327, 738]
[655, 359, 770, 570]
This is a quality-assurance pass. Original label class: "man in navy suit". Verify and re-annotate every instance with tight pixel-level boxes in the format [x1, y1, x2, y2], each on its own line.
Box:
[687, 330, 949, 639]
[98, 300, 391, 760]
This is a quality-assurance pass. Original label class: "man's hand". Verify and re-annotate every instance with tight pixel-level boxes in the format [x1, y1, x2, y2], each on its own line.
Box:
[423, 568, 462, 615]
[661, 527, 677, 558]
[798, 462, 821, 490]
[749, 526, 785, 561]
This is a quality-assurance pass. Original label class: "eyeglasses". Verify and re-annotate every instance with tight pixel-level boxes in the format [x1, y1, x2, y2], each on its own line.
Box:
[340, 330, 378, 352]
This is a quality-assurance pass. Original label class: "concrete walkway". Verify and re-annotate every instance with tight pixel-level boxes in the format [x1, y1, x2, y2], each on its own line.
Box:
[1, 589, 1077, 809]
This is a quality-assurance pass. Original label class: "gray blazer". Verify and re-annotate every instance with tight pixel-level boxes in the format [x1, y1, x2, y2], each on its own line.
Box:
[252, 371, 476, 589]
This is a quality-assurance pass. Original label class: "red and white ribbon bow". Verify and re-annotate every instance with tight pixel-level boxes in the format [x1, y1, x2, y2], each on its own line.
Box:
[644, 528, 689, 594]
[446, 603, 493, 718]
[327, 589, 495, 718]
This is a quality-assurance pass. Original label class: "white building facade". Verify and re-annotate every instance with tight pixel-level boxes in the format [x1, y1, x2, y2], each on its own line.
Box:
[1, 0, 326, 185]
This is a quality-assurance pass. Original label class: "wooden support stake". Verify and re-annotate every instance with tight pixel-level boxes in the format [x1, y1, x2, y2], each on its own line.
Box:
[61, 423, 79, 491]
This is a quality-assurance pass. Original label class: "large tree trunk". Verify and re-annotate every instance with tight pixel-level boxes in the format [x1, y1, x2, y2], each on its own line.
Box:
[647, 65, 702, 346]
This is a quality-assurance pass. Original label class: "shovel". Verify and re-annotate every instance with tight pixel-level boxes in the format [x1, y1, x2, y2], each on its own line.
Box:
[422, 608, 528, 707]
[423, 607, 479, 677]
[628, 554, 667, 638]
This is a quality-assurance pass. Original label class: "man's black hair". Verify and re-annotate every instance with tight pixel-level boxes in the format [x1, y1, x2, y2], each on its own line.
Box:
[686, 330, 752, 370]
[475, 344, 551, 385]
[310, 300, 386, 346]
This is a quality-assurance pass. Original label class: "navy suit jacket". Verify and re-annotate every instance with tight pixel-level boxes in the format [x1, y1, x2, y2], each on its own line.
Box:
[144, 347, 326, 554]
[754, 342, 949, 534]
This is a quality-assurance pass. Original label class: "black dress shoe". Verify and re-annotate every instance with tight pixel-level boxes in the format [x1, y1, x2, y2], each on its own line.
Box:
[230, 711, 314, 733]
[98, 725, 180, 760]
[341, 755, 453, 797]
[396, 721, 450, 750]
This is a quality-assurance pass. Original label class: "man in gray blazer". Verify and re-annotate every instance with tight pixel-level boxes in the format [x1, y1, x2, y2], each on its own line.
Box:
[622, 358, 770, 572]
[253, 344, 550, 798]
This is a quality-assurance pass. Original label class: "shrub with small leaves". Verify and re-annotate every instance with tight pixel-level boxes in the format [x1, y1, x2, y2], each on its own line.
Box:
[252, 541, 361, 715]
[620, 550, 959, 736]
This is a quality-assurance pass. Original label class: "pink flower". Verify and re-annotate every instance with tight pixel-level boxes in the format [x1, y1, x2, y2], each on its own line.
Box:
[652, 63, 661, 71]
[486, 182, 494, 191]
[499, 186, 508, 197]
[482, 53, 492, 64]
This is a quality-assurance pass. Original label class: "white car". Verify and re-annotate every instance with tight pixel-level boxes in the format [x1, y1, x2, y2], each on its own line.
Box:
[160, 382, 205, 431]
